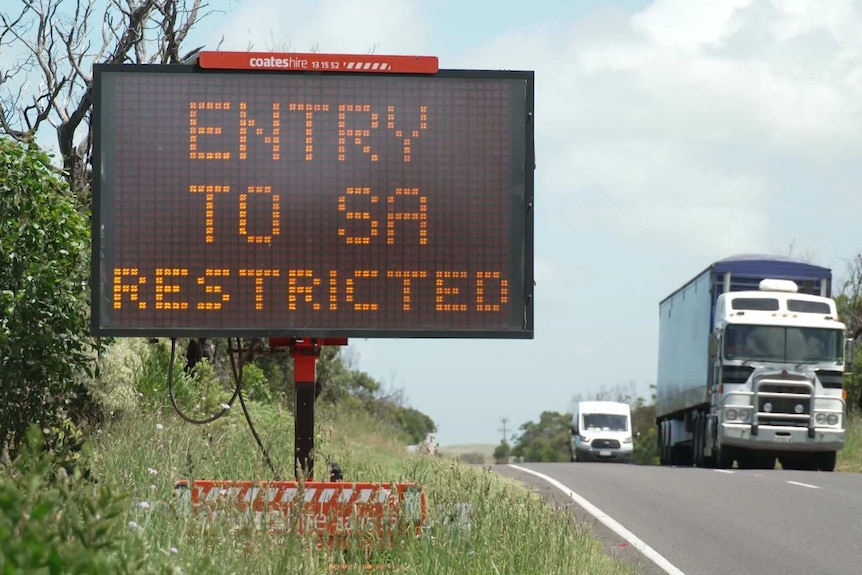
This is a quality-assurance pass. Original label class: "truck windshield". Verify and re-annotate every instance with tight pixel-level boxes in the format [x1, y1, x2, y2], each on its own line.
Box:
[724, 325, 843, 364]
[583, 414, 628, 431]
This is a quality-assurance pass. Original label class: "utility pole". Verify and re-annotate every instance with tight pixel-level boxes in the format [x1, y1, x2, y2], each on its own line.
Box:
[498, 417, 509, 443]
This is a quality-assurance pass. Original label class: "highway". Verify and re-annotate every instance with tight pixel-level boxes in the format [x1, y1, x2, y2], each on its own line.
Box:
[495, 462, 862, 575]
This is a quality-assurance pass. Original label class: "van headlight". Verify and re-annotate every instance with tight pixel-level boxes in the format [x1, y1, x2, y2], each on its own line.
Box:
[623, 437, 632, 444]
[579, 435, 591, 444]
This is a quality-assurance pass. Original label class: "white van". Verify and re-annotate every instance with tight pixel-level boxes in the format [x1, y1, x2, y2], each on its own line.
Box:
[570, 401, 633, 463]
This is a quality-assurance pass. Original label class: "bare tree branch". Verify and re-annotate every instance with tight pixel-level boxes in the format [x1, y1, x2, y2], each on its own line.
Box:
[838, 254, 862, 338]
[0, 0, 221, 199]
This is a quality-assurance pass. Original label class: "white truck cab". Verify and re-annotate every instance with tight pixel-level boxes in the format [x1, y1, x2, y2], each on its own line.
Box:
[570, 401, 633, 463]
[707, 279, 848, 469]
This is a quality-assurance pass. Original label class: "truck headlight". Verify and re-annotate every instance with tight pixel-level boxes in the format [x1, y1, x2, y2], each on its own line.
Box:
[815, 413, 828, 424]
[738, 409, 751, 422]
[827, 414, 840, 426]
[725, 409, 738, 421]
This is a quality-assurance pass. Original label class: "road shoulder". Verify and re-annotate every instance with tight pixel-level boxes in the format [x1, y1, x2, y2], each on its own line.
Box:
[490, 463, 668, 575]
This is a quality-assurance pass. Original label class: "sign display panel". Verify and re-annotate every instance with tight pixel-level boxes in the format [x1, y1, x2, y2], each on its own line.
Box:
[92, 63, 534, 338]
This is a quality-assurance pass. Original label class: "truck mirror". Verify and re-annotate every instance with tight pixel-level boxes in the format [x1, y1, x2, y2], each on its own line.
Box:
[708, 333, 721, 360]
[846, 338, 855, 373]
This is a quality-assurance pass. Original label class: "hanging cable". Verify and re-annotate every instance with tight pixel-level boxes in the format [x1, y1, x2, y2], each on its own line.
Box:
[167, 337, 282, 479]
[168, 337, 238, 424]
[227, 337, 281, 480]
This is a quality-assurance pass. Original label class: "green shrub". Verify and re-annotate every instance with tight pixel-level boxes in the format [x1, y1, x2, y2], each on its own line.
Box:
[493, 441, 511, 464]
[633, 426, 659, 465]
[92, 338, 148, 419]
[136, 338, 228, 417]
[0, 138, 96, 459]
[0, 427, 143, 574]
[241, 363, 271, 403]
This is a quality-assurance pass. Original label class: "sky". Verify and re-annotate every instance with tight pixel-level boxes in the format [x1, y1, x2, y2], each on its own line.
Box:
[8, 0, 862, 446]
[181, 0, 862, 447]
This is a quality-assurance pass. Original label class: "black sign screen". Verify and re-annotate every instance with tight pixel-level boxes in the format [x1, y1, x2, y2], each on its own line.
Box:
[92, 65, 534, 338]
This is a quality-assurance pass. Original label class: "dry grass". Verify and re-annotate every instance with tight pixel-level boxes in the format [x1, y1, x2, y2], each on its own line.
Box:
[81, 402, 638, 574]
[837, 414, 862, 472]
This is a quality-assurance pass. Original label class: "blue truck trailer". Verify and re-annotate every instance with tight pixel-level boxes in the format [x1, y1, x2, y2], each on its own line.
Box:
[656, 254, 854, 471]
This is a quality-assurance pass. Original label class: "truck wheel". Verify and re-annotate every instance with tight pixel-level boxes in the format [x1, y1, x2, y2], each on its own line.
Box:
[693, 413, 704, 467]
[660, 420, 673, 466]
[716, 444, 734, 469]
[674, 445, 694, 467]
[701, 417, 717, 468]
[658, 422, 668, 465]
[816, 451, 837, 472]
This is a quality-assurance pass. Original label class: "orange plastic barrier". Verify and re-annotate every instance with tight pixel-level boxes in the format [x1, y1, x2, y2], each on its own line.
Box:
[174, 480, 426, 546]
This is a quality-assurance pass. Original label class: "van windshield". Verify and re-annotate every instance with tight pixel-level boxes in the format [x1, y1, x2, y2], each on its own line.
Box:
[583, 414, 628, 432]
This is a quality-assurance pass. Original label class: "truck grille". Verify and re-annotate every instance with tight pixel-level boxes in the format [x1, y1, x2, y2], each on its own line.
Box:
[591, 439, 621, 449]
[755, 377, 812, 427]
[758, 384, 808, 395]
[757, 397, 810, 426]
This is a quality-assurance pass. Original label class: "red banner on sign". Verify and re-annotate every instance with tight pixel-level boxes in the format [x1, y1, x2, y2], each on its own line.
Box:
[198, 51, 439, 74]
[174, 479, 426, 546]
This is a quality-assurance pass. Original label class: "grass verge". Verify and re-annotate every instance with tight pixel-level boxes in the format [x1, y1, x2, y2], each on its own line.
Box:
[837, 414, 862, 472]
[74, 402, 637, 574]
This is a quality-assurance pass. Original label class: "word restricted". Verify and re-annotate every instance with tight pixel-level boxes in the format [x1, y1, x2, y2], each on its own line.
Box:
[114, 267, 507, 313]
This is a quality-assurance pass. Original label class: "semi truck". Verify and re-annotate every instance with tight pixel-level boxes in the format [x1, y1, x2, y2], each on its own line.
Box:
[655, 254, 854, 471]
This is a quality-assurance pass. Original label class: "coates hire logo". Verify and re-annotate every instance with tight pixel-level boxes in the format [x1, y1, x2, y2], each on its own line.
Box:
[248, 55, 314, 69]
[195, 51, 439, 74]
[246, 55, 393, 71]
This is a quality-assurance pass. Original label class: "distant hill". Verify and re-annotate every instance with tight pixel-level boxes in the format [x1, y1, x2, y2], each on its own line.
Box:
[438, 443, 497, 462]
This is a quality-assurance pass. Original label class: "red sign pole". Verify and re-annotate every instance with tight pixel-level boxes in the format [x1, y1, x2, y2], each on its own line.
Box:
[269, 337, 348, 479]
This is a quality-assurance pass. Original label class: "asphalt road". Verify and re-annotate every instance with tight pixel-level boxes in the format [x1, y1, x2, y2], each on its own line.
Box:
[494, 462, 862, 575]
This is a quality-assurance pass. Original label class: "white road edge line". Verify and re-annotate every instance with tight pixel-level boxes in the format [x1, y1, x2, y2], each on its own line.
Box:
[509, 465, 686, 575]
[786, 480, 819, 489]
[714, 469, 735, 474]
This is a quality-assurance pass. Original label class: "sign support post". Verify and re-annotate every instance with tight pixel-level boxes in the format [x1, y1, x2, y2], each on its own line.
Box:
[292, 340, 318, 479]
[270, 337, 348, 479]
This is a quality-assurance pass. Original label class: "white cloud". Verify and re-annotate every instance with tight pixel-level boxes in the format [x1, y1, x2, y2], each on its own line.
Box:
[210, 0, 428, 54]
[454, 0, 862, 259]
[632, 0, 753, 50]
[567, 140, 773, 258]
